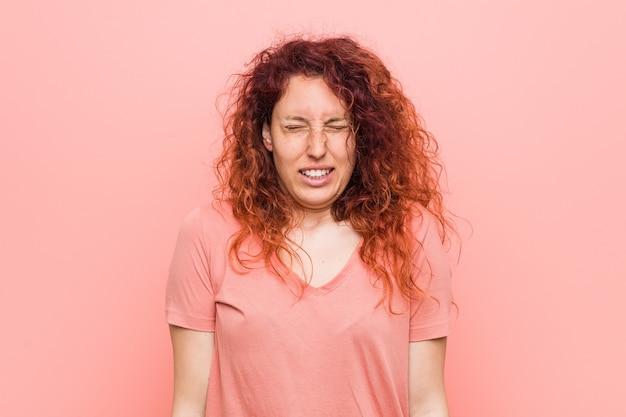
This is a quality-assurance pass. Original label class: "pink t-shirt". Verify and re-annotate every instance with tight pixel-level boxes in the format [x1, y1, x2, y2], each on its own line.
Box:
[166, 201, 452, 417]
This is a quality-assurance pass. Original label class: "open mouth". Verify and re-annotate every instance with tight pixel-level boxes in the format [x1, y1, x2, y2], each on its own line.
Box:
[300, 169, 332, 178]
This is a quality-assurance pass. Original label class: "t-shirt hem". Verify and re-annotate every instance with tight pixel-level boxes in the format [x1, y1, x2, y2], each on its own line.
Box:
[166, 310, 216, 332]
[409, 323, 450, 342]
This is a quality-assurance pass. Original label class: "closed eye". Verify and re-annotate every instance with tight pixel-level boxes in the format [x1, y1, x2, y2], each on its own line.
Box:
[326, 125, 351, 132]
[284, 125, 306, 132]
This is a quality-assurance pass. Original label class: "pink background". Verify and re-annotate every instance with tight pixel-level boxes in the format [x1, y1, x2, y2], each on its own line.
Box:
[2, 1, 625, 415]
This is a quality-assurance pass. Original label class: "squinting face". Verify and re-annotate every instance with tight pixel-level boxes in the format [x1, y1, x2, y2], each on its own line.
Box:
[262, 75, 356, 213]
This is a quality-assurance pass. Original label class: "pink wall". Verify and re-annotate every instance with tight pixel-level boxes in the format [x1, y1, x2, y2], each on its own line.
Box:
[2, 1, 624, 415]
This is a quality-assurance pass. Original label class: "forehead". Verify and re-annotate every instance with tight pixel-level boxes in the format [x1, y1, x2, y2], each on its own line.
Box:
[272, 75, 349, 119]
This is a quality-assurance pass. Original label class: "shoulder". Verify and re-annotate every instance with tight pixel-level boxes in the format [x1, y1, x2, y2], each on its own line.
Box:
[408, 203, 444, 244]
[407, 203, 451, 279]
[180, 200, 238, 234]
[174, 200, 240, 251]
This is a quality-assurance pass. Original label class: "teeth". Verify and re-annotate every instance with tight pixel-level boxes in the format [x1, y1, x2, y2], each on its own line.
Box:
[301, 169, 331, 178]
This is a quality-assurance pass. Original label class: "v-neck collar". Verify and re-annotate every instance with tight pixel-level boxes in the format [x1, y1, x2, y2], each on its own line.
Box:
[275, 236, 364, 296]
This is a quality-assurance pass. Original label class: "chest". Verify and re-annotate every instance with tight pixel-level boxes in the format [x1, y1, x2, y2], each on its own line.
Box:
[212, 259, 410, 355]
[286, 225, 362, 288]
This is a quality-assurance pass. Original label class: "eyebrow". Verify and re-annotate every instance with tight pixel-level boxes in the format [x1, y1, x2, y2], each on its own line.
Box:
[280, 116, 351, 124]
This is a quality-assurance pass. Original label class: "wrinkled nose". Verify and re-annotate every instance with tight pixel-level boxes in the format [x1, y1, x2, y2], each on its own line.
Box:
[306, 128, 327, 159]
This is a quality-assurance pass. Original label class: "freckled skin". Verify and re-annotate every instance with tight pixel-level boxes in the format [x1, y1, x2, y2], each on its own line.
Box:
[262, 75, 356, 213]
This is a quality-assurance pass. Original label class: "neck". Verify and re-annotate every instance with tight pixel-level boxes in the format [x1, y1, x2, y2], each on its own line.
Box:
[296, 208, 338, 229]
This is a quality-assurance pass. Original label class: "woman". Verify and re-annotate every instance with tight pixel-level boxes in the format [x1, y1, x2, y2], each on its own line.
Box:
[166, 36, 454, 417]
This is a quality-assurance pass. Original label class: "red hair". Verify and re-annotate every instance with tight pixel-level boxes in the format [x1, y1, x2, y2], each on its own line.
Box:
[215, 35, 454, 305]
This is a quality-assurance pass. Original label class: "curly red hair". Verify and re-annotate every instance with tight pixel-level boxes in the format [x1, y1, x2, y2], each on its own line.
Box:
[215, 35, 453, 305]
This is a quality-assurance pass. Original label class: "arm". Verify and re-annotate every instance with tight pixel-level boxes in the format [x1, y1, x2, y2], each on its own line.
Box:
[169, 325, 214, 417]
[408, 337, 449, 417]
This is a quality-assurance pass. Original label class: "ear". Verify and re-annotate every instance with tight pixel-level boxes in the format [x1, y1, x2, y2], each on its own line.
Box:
[261, 122, 273, 152]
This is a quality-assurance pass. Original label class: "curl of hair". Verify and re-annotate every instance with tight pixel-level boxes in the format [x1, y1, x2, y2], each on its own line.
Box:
[215, 35, 455, 306]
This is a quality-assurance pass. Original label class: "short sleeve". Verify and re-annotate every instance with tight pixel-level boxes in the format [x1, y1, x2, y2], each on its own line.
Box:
[409, 208, 453, 342]
[165, 207, 216, 332]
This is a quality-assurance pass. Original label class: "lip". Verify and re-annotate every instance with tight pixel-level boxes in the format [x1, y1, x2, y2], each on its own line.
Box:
[299, 167, 334, 187]
[299, 165, 334, 171]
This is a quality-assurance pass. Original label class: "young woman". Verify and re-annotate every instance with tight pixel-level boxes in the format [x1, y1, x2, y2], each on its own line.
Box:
[166, 36, 455, 417]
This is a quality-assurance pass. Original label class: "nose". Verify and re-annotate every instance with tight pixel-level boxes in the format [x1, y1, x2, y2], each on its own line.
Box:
[306, 126, 327, 159]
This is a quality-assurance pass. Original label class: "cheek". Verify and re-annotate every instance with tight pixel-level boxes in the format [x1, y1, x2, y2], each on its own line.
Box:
[275, 139, 307, 159]
[271, 145, 301, 172]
